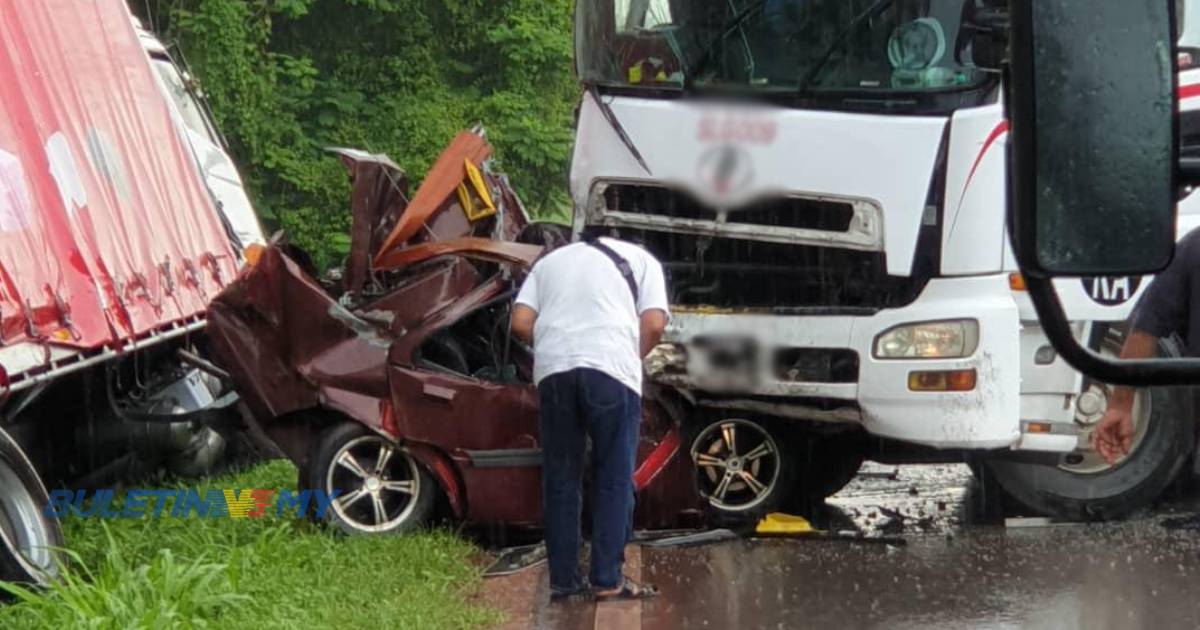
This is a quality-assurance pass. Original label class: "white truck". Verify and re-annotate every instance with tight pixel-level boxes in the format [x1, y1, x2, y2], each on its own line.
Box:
[572, 0, 1200, 520]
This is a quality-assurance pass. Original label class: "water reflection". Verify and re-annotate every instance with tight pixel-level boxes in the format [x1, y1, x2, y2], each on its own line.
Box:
[640, 464, 1200, 630]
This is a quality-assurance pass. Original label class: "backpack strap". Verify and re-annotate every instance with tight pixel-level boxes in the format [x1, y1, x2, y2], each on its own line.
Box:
[585, 235, 639, 305]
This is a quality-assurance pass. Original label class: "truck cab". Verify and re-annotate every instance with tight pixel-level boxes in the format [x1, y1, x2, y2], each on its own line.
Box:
[572, 0, 1197, 520]
[135, 22, 266, 252]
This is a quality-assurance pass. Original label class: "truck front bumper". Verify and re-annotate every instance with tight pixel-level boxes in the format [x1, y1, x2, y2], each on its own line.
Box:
[652, 274, 1021, 450]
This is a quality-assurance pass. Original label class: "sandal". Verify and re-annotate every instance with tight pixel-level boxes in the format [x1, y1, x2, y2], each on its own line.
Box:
[593, 576, 658, 602]
[550, 579, 592, 603]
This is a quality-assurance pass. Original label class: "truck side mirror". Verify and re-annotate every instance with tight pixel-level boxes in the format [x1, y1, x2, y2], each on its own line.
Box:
[1007, 0, 1200, 385]
[1009, 0, 1177, 277]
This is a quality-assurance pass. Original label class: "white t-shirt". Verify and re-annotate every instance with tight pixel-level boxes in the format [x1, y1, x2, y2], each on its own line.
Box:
[515, 238, 669, 395]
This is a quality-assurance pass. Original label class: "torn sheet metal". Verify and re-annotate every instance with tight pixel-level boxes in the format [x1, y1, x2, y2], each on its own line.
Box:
[330, 148, 409, 302]
[373, 130, 493, 263]
[369, 129, 529, 271]
[374, 237, 542, 271]
[207, 244, 392, 423]
[209, 130, 706, 529]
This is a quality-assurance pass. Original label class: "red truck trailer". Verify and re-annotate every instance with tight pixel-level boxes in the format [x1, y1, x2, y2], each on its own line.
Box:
[0, 1, 242, 584]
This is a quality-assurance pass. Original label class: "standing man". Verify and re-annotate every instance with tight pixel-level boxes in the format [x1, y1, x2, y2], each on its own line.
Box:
[1094, 227, 1200, 465]
[511, 232, 669, 601]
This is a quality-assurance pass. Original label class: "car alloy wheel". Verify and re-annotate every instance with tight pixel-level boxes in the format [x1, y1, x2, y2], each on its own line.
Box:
[326, 435, 423, 533]
[308, 422, 436, 536]
[691, 418, 782, 513]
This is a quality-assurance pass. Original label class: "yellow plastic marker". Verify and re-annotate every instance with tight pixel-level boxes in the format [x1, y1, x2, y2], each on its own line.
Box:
[755, 512, 817, 536]
[461, 159, 496, 222]
[456, 182, 476, 217]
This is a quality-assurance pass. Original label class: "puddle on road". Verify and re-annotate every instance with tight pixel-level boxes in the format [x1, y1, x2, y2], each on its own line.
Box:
[640, 463, 1200, 630]
[821, 462, 980, 536]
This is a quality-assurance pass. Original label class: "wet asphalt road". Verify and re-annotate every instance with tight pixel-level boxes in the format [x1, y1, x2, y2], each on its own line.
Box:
[505, 463, 1200, 629]
[640, 463, 1200, 630]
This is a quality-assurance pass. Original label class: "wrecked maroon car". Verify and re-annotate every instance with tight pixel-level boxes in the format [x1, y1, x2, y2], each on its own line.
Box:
[206, 131, 712, 535]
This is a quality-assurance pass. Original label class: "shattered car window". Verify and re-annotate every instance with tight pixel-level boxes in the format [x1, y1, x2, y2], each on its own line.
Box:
[418, 293, 532, 384]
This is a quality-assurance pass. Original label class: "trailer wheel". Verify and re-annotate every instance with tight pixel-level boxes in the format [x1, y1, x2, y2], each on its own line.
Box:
[304, 422, 436, 535]
[0, 428, 64, 585]
[690, 417, 792, 524]
[985, 327, 1195, 520]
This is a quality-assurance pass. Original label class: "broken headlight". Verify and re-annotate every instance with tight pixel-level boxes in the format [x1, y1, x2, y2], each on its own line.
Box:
[873, 320, 979, 360]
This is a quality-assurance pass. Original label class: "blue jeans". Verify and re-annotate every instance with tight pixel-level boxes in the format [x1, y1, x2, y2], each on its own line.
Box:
[539, 368, 640, 593]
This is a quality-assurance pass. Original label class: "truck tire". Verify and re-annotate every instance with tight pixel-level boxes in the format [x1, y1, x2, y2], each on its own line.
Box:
[0, 428, 64, 585]
[689, 416, 793, 526]
[985, 329, 1195, 521]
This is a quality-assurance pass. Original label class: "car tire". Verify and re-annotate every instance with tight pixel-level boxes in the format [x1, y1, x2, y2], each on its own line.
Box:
[985, 330, 1195, 521]
[0, 427, 64, 586]
[304, 422, 437, 535]
[689, 416, 793, 526]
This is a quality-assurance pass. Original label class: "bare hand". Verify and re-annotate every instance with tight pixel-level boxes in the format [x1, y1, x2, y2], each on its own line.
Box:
[1092, 406, 1135, 465]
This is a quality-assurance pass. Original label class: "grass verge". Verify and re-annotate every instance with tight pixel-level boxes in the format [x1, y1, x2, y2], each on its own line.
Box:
[0, 460, 500, 629]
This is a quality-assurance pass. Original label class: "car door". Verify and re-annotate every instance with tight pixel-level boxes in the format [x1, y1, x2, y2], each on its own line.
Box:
[386, 267, 544, 525]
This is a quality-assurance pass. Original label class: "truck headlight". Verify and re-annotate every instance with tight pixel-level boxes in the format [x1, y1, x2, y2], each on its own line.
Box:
[873, 320, 980, 359]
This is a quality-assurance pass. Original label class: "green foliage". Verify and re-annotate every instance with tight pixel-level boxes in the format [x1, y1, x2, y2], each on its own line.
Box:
[0, 460, 498, 629]
[0, 533, 246, 629]
[138, 0, 577, 269]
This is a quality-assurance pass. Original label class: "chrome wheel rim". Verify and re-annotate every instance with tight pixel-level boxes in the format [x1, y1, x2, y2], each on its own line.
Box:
[326, 435, 421, 533]
[691, 419, 780, 512]
[0, 458, 57, 580]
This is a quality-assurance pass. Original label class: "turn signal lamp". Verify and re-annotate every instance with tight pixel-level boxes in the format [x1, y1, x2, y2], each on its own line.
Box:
[908, 369, 977, 392]
[1008, 273, 1027, 291]
[243, 243, 266, 267]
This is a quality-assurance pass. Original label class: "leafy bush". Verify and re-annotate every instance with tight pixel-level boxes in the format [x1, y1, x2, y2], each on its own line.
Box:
[137, 0, 577, 268]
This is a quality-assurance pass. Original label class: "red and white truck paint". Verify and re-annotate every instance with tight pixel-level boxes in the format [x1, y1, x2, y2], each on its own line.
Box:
[0, 1, 254, 583]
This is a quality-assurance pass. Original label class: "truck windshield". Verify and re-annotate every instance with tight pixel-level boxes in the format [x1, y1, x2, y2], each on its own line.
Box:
[577, 0, 990, 96]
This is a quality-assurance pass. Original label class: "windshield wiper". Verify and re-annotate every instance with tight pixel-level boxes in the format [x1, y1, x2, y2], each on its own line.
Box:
[794, 0, 895, 95]
[684, 0, 768, 90]
[585, 84, 652, 175]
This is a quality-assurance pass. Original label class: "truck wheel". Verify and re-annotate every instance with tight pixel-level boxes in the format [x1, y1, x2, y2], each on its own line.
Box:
[985, 328, 1194, 520]
[0, 428, 64, 585]
[305, 422, 436, 535]
[690, 417, 792, 524]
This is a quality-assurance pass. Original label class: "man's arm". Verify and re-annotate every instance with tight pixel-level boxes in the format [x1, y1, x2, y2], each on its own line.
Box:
[1092, 330, 1158, 464]
[634, 255, 671, 358]
[512, 267, 540, 345]
[1093, 231, 1197, 464]
[639, 309, 668, 358]
[511, 304, 537, 345]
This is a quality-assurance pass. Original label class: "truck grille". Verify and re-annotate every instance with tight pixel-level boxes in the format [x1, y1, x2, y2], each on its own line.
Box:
[603, 183, 855, 231]
[610, 228, 927, 312]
